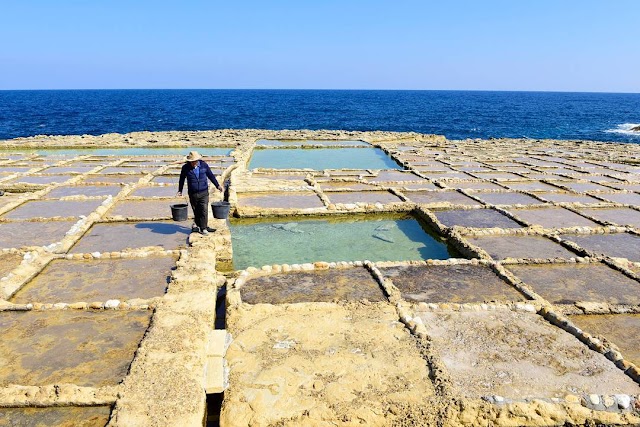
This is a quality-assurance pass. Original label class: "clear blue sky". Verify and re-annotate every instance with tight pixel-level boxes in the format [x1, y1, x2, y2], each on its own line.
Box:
[1, 0, 638, 92]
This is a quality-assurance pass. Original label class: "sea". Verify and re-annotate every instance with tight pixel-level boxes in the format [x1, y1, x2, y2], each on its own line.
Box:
[0, 89, 639, 143]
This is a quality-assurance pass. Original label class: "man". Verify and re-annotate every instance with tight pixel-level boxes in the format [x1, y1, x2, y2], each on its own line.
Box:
[177, 151, 223, 235]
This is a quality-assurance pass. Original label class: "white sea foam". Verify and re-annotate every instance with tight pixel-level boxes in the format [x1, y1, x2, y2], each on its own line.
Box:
[604, 123, 640, 136]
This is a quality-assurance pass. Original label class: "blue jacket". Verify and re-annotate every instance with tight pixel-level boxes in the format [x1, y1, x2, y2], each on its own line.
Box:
[178, 160, 220, 194]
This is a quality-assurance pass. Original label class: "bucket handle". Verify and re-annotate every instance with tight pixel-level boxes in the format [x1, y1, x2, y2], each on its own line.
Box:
[176, 191, 190, 202]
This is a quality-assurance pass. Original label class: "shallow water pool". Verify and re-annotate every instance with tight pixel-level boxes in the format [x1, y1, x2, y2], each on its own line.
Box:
[230, 214, 455, 270]
[20, 147, 233, 156]
[256, 139, 369, 147]
[249, 148, 401, 170]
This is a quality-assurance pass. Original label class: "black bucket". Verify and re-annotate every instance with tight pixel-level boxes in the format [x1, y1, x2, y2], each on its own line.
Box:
[211, 201, 231, 219]
[170, 203, 188, 221]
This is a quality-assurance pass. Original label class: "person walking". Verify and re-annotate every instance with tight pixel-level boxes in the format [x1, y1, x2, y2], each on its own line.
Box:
[177, 151, 223, 235]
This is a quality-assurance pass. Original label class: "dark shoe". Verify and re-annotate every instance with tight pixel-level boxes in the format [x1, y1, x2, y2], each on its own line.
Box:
[205, 227, 216, 233]
[191, 224, 200, 232]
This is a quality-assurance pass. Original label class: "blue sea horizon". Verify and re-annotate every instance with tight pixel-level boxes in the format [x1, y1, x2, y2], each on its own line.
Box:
[1, 89, 639, 143]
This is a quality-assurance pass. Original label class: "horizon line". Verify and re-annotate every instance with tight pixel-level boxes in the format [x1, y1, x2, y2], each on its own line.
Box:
[1, 88, 640, 95]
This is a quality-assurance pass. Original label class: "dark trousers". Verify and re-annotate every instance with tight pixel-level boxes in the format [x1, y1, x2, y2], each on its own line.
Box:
[188, 190, 209, 230]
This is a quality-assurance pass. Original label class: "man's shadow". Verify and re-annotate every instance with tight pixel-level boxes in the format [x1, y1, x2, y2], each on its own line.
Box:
[135, 222, 190, 237]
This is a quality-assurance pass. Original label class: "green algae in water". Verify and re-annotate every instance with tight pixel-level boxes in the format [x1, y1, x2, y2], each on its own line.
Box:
[230, 214, 455, 270]
[249, 148, 401, 170]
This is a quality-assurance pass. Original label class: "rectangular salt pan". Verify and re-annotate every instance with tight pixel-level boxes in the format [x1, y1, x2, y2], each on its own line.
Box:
[11, 256, 176, 303]
[379, 264, 525, 303]
[237, 193, 325, 209]
[0, 310, 151, 387]
[249, 148, 401, 170]
[107, 199, 191, 219]
[0, 406, 111, 427]
[507, 263, 640, 305]
[327, 191, 402, 205]
[46, 185, 123, 198]
[465, 235, 577, 260]
[3, 199, 103, 220]
[419, 310, 640, 399]
[0, 220, 76, 250]
[71, 221, 190, 253]
[560, 233, 640, 262]
[230, 215, 454, 270]
[576, 207, 640, 228]
[570, 314, 640, 367]
[435, 209, 523, 229]
[240, 267, 386, 304]
[509, 207, 597, 228]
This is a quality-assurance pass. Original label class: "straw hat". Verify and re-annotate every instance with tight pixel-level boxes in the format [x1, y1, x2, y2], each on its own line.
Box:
[184, 151, 203, 162]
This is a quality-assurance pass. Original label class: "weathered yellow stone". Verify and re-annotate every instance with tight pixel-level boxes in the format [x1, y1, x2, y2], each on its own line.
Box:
[565, 394, 581, 404]
[314, 261, 330, 270]
[207, 330, 229, 358]
[68, 302, 88, 310]
[603, 395, 616, 407]
[204, 356, 225, 394]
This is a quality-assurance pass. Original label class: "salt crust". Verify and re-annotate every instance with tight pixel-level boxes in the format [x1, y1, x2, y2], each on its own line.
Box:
[1, 129, 640, 424]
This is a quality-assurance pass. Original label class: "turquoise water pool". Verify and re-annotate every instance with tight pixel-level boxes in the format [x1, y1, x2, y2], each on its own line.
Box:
[230, 214, 454, 270]
[249, 147, 401, 170]
[256, 139, 369, 147]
